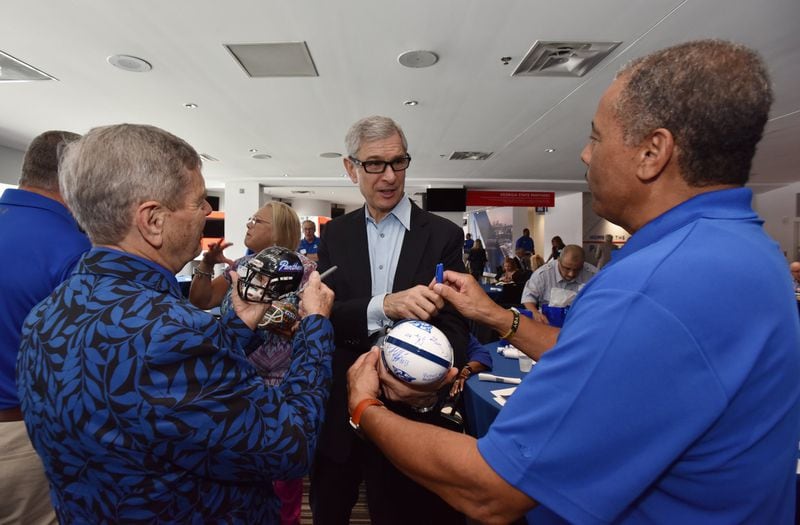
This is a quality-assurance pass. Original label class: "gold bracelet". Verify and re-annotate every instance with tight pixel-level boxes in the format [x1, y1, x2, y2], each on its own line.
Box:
[499, 307, 520, 339]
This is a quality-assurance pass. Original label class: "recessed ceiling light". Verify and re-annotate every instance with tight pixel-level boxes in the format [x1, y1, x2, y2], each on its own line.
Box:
[403, 100, 419, 107]
[398, 50, 439, 68]
[249, 148, 258, 153]
[545, 148, 556, 153]
[283, 173, 289, 177]
[251, 153, 272, 160]
[319, 152, 342, 158]
[183, 103, 198, 109]
[107, 54, 152, 73]
[200, 153, 219, 162]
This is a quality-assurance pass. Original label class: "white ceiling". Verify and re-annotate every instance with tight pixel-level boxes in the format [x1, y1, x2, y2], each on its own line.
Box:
[1, 0, 798, 207]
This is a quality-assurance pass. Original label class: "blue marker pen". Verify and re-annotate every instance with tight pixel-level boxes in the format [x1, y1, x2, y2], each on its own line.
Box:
[435, 263, 444, 283]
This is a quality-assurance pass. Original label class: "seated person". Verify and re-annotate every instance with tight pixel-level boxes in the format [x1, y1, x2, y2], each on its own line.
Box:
[522, 245, 597, 323]
[496, 257, 528, 285]
[529, 253, 545, 272]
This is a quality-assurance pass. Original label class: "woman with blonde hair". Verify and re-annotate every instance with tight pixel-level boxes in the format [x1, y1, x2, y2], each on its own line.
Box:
[190, 201, 300, 308]
[189, 200, 310, 525]
[530, 253, 545, 271]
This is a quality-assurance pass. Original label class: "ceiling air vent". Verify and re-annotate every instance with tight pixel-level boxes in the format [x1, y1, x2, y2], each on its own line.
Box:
[449, 151, 493, 161]
[224, 42, 319, 78]
[511, 41, 621, 78]
[0, 50, 57, 82]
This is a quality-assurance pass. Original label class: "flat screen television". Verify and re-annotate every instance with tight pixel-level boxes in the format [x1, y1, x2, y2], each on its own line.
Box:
[426, 188, 467, 212]
[203, 218, 224, 238]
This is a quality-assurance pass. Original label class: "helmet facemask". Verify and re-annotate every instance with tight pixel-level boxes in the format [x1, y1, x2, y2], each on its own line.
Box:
[236, 246, 305, 304]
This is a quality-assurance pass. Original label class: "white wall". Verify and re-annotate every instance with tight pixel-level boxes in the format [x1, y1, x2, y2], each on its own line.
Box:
[224, 180, 262, 260]
[292, 197, 330, 218]
[0, 145, 24, 185]
[541, 192, 583, 248]
[753, 181, 800, 261]
[430, 211, 464, 227]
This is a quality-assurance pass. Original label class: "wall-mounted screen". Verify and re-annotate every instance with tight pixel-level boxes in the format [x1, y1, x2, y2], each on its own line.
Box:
[203, 218, 224, 238]
[426, 188, 466, 212]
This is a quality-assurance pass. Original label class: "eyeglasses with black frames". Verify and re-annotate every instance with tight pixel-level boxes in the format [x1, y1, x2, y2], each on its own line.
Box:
[348, 155, 411, 174]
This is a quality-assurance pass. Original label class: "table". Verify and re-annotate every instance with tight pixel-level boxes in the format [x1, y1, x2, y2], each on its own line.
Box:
[462, 341, 528, 438]
[481, 282, 504, 301]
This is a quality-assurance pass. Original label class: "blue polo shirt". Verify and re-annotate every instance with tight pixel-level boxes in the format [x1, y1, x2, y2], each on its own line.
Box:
[0, 188, 91, 410]
[515, 235, 534, 254]
[480, 188, 800, 523]
[299, 235, 320, 256]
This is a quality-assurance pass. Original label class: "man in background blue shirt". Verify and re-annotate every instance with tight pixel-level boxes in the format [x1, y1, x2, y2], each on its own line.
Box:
[299, 219, 320, 262]
[0, 130, 89, 524]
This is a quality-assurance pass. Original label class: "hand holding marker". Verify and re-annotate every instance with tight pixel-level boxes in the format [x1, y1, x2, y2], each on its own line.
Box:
[282, 265, 337, 300]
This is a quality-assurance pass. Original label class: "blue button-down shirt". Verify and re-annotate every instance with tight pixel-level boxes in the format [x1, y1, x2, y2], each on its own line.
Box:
[365, 195, 412, 331]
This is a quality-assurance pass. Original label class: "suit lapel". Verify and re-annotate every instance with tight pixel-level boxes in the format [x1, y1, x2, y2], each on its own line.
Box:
[344, 208, 373, 298]
[393, 202, 429, 292]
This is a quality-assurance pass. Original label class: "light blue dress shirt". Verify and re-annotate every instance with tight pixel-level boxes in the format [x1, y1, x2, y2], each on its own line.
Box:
[365, 195, 412, 332]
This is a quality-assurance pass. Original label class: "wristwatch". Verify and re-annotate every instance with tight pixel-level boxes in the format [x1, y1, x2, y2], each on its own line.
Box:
[349, 398, 385, 436]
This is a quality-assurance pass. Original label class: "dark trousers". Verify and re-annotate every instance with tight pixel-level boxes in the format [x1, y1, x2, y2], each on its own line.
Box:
[309, 451, 363, 525]
[310, 438, 465, 525]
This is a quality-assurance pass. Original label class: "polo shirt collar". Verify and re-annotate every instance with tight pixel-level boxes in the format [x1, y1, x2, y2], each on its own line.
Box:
[615, 187, 756, 264]
[0, 188, 78, 226]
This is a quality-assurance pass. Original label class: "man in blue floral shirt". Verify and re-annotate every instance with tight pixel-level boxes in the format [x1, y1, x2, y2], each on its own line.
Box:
[16, 123, 335, 523]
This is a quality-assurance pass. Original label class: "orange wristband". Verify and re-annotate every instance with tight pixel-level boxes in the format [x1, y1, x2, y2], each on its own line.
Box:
[349, 398, 385, 433]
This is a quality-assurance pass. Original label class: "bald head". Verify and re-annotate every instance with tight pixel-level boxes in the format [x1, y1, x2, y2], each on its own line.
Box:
[560, 245, 585, 264]
[790, 261, 800, 281]
[557, 245, 586, 282]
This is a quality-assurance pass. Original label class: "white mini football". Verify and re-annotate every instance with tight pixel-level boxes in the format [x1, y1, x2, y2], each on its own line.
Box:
[381, 320, 454, 385]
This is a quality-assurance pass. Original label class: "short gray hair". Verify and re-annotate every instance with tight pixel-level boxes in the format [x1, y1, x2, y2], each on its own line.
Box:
[19, 130, 81, 192]
[345, 115, 408, 157]
[614, 39, 772, 187]
[59, 123, 201, 245]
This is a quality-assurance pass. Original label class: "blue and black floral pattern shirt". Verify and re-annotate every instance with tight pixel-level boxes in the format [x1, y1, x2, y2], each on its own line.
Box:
[17, 248, 334, 524]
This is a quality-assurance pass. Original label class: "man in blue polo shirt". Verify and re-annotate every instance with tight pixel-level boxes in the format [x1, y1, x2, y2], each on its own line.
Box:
[347, 40, 800, 523]
[0, 130, 90, 523]
[299, 219, 320, 262]
[514, 228, 534, 270]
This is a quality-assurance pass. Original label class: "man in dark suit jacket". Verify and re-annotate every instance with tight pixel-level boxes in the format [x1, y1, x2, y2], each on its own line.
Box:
[311, 115, 469, 525]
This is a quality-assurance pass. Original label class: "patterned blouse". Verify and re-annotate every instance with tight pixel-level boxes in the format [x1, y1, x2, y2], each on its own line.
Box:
[17, 248, 333, 523]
